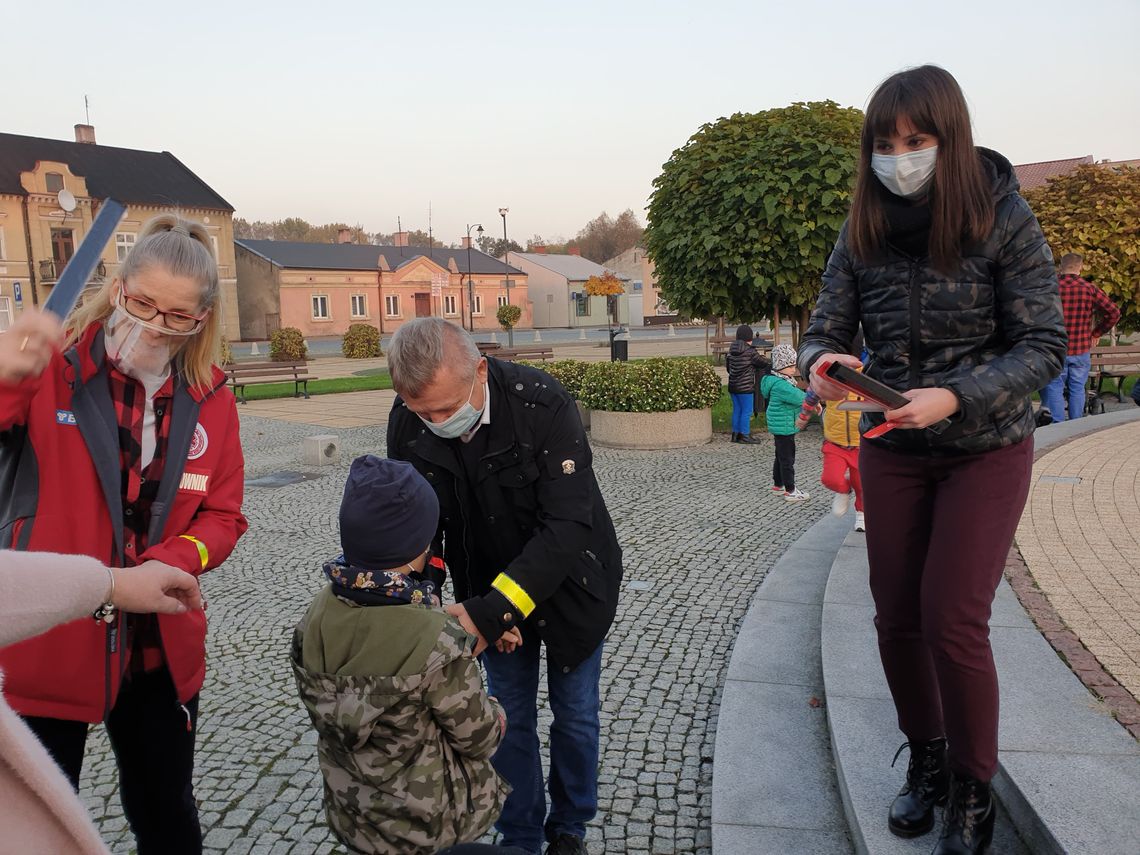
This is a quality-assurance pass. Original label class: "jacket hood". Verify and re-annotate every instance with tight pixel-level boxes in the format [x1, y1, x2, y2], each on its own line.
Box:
[978, 147, 1020, 202]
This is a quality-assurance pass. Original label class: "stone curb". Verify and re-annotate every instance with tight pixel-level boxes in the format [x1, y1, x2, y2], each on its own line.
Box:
[710, 511, 854, 854]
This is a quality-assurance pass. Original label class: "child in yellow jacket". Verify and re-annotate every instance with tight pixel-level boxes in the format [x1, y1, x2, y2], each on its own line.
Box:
[821, 394, 865, 531]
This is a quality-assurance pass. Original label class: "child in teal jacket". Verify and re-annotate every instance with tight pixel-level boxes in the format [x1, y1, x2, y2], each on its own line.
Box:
[760, 344, 810, 502]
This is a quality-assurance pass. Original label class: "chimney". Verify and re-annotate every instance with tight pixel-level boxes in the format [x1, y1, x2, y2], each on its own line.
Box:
[461, 236, 472, 249]
[393, 231, 409, 247]
[567, 246, 581, 256]
[337, 228, 353, 244]
[74, 124, 96, 144]
[533, 244, 547, 254]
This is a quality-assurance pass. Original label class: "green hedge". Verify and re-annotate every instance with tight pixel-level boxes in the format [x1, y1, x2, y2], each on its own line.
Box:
[578, 357, 721, 413]
[270, 327, 307, 362]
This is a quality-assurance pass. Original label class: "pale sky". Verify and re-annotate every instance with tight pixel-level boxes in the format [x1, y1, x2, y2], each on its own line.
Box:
[7, 0, 1138, 245]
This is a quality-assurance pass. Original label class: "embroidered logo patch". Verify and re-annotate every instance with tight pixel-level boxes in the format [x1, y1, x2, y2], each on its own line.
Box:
[178, 470, 211, 495]
[188, 423, 209, 460]
[55, 410, 77, 426]
[562, 459, 576, 475]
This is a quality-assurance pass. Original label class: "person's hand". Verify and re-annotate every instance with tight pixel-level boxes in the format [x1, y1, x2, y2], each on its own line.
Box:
[111, 561, 203, 614]
[885, 388, 960, 429]
[809, 353, 863, 401]
[445, 603, 489, 656]
[0, 310, 64, 384]
[495, 626, 524, 654]
[489, 697, 508, 737]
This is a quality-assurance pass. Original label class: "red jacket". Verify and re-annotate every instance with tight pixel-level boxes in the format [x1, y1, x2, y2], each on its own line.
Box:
[0, 325, 248, 722]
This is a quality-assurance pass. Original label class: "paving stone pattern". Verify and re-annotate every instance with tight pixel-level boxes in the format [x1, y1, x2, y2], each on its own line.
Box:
[78, 415, 827, 854]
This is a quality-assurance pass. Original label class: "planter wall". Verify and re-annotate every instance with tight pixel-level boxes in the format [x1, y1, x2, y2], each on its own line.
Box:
[576, 400, 591, 430]
[590, 408, 711, 450]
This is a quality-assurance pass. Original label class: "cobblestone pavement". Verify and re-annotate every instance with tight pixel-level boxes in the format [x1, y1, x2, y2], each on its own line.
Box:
[79, 414, 827, 854]
[1015, 419, 1140, 702]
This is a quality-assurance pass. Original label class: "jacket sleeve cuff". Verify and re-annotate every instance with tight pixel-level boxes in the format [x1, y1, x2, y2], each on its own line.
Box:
[140, 536, 205, 576]
[463, 589, 523, 645]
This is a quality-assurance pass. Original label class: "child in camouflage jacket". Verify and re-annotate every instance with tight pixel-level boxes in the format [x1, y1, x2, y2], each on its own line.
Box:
[291, 455, 510, 855]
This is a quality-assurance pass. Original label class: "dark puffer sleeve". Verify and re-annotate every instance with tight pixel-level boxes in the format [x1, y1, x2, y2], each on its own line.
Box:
[941, 197, 1065, 421]
[798, 224, 860, 378]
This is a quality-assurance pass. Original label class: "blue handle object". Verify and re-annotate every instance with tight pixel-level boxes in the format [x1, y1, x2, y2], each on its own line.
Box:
[43, 198, 127, 318]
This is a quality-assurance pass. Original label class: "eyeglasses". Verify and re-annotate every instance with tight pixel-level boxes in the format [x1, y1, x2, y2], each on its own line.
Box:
[117, 282, 208, 335]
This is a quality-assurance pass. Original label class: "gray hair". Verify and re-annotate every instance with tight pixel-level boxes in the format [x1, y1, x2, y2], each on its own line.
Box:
[388, 318, 480, 397]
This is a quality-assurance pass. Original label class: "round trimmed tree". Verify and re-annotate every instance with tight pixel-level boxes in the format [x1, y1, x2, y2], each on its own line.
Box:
[644, 100, 863, 341]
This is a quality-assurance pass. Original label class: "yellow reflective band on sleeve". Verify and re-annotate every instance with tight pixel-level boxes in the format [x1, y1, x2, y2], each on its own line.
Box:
[179, 535, 209, 571]
[491, 573, 536, 618]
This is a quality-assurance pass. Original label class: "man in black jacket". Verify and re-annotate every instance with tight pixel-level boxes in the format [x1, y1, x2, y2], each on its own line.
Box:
[385, 318, 622, 855]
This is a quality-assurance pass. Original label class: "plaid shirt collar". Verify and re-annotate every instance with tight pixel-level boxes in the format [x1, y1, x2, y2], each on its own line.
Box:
[107, 366, 174, 541]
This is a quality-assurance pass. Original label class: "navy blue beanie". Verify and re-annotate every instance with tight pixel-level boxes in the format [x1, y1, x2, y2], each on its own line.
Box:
[339, 455, 439, 570]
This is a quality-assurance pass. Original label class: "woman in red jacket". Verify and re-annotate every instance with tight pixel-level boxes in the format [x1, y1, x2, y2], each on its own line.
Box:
[0, 214, 248, 855]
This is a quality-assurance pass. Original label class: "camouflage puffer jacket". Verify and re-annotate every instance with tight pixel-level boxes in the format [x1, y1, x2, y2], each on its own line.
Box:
[291, 587, 509, 854]
[798, 148, 1066, 456]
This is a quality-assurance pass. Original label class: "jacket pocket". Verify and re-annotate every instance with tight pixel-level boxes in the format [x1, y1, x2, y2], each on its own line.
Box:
[568, 550, 606, 603]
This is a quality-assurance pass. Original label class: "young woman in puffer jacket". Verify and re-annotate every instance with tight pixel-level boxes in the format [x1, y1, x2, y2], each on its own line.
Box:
[725, 324, 770, 443]
[798, 65, 1065, 855]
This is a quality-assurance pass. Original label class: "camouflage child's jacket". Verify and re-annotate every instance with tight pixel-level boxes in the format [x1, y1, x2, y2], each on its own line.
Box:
[291, 586, 509, 854]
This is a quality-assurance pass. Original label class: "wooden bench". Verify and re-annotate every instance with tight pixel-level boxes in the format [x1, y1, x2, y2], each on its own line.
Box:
[710, 337, 772, 363]
[492, 347, 554, 363]
[476, 342, 502, 354]
[1090, 344, 1140, 402]
[224, 360, 315, 404]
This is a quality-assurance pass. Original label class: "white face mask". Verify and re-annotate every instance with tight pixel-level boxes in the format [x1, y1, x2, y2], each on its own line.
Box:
[418, 374, 484, 439]
[104, 307, 174, 384]
[872, 146, 938, 199]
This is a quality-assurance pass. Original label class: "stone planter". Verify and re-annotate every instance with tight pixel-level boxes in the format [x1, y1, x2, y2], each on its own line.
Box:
[590, 408, 712, 450]
[576, 400, 591, 430]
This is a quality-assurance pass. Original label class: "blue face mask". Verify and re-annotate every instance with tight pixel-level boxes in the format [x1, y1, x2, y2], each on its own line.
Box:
[419, 373, 484, 439]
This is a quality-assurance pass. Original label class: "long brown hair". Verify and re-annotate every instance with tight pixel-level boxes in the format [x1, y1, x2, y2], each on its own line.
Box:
[848, 65, 994, 272]
[66, 213, 222, 391]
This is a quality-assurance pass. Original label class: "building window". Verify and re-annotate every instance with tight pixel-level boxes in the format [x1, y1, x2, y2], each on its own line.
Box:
[115, 232, 136, 262]
[51, 229, 75, 265]
[385, 294, 400, 317]
[45, 172, 64, 193]
[444, 294, 457, 316]
[210, 235, 219, 260]
[351, 294, 367, 318]
[473, 294, 484, 316]
[497, 294, 509, 309]
[0, 226, 6, 260]
[312, 295, 330, 319]
[575, 293, 591, 317]
[0, 296, 10, 332]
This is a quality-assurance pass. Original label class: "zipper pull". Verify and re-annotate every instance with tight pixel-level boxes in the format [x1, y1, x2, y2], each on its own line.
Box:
[180, 703, 193, 733]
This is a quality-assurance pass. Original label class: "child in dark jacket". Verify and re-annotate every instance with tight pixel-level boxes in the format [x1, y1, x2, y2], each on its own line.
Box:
[291, 455, 513, 855]
[726, 324, 771, 444]
[760, 343, 810, 503]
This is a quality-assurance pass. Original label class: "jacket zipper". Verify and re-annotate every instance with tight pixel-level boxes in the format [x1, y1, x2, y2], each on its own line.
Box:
[458, 760, 475, 814]
[453, 479, 474, 602]
[907, 260, 922, 391]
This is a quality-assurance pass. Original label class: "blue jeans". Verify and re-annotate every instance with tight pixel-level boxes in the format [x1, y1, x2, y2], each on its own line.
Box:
[730, 392, 754, 434]
[1040, 352, 1092, 422]
[481, 636, 603, 853]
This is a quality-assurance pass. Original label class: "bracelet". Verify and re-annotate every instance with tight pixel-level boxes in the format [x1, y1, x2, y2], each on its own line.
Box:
[93, 567, 117, 624]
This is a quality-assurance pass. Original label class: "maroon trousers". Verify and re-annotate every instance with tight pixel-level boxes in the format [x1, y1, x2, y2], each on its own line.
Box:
[859, 437, 1034, 781]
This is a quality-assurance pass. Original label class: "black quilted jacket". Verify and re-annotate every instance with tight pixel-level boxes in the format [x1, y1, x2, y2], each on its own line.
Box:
[798, 148, 1066, 456]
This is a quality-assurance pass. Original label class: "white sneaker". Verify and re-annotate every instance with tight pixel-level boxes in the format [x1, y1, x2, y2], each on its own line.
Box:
[831, 491, 851, 516]
[784, 488, 810, 503]
[854, 511, 866, 532]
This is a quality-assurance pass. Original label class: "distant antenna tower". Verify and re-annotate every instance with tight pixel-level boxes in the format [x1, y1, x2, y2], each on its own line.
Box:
[428, 201, 433, 259]
[84, 95, 90, 124]
[397, 216, 404, 257]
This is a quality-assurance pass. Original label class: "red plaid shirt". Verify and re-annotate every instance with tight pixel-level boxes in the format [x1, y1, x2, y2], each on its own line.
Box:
[1058, 274, 1121, 355]
[107, 366, 174, 672]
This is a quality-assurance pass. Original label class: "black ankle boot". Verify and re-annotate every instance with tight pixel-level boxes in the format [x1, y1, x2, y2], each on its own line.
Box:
[932, 774, 994, 854]
[740, 433, 761, 444]
[888, 737, 949, 837]
[731, 432, 741, 443]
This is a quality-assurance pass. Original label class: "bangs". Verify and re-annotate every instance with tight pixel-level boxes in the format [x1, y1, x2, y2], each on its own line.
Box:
[864, 73, 940, 140]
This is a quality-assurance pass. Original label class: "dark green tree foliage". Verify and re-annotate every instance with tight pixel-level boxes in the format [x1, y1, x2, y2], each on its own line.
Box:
[644, 101, 863, 327]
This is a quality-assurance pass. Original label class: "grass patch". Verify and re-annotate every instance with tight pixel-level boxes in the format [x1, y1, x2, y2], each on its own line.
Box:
[236, 371, 393, 401]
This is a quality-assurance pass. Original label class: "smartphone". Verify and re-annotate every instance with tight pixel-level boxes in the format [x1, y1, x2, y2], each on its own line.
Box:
[822, 360, 951, 434]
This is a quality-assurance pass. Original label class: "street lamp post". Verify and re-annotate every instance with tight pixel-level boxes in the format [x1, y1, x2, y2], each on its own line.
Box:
[465, 223, 484, 333]
[499, 207, 512, 347]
